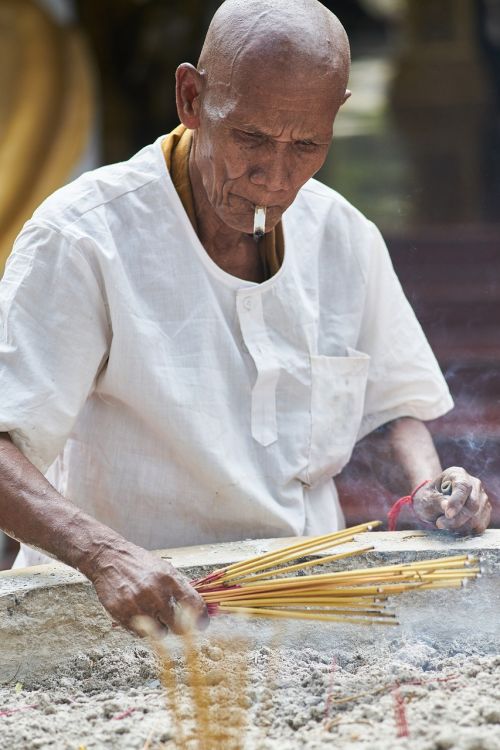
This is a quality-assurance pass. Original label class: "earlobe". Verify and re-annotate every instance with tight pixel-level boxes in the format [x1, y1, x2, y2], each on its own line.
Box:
[342, 89, 352, 105]
[175, 63, 203, 129]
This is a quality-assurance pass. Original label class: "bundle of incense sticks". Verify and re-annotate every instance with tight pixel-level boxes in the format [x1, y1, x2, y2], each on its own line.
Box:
[192, 522, 480, 626]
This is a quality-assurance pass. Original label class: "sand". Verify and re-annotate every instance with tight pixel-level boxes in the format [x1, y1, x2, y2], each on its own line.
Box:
[0, 554, 499, 749]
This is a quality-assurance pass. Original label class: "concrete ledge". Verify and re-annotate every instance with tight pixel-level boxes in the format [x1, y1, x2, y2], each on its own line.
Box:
[1, 531, 499, 683]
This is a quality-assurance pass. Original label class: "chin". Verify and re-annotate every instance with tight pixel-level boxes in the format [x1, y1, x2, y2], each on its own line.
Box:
[216, 207, 255, 234]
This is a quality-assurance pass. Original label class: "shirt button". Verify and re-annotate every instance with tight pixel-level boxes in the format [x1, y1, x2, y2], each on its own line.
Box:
[243, 296, 253, 311]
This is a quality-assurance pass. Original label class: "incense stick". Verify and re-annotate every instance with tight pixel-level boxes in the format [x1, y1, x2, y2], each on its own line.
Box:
[193, 521, 481, 626]
[218, 606, 400, 625]
[196, 521, 381, 587]
[230, 546, 376, 585]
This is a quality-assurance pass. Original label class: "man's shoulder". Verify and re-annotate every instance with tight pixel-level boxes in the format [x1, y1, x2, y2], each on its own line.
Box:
[31, 139, 166, 237]
[291, 178, 381, 275]
[296, 178, 372, 229]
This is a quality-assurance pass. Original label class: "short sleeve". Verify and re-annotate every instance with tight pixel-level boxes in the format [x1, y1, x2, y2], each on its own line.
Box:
[0, 221, 111, 472]
[356, 223, 453, 440]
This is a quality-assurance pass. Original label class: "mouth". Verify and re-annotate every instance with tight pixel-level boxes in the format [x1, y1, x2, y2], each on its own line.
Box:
[229, 194, 281, 212]
[221, 194, 284, 234]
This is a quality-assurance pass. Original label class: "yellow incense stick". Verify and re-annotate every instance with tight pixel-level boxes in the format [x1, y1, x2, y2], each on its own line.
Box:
[217, 522, 381, 578]
[418, 580, 464, 590]
[217, 605, 399, 625]
[417, 570, 479, 580]
[218, 536, 356, 580]
[212, 598, 387, 610]
[215, 601, 396, 616]
[198, 523, 481, 627]
[223, 558, 474, 591]
[230, 546, 376, 585]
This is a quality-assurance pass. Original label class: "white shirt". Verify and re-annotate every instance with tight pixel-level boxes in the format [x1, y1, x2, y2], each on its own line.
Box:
[0, 137, 453, 567]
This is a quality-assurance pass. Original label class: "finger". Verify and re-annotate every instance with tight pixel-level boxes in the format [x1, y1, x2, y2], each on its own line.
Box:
[443, 485, 488, 524]
[128, 613, 167, 639]
[437, 486, 491, 532]
[156, 595, 193, 636]
[171, 599, 201, 634]
[461, 483, 485, 515]
[469, 498, 492, 534]
[436, 515, 472, 534]
[436, 512, 465, 531]
[441, 481, 472, 518]
[170, 577, 209, 631]
[436, 509, 479, 534]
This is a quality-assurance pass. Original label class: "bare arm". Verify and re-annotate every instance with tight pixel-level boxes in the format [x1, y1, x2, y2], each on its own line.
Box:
[352, 417, 491, 533]
[357, 417, 442, 494]
[0, 433, 207, 634]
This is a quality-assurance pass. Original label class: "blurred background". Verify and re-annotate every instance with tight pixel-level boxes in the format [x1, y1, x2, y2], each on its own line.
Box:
[1, 0, 499, 567]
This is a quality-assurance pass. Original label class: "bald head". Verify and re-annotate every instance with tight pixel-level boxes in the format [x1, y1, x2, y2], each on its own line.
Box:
[175, 0, 351, 236]
[199, 0, 350, 107]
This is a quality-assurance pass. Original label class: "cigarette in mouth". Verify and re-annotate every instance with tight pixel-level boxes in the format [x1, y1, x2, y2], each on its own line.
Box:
[253, 205, 266, 241]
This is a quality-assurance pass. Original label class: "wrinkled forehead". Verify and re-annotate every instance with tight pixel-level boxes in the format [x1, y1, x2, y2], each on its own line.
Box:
[205, 82, 339, 139]
[203, 43, 345, 121]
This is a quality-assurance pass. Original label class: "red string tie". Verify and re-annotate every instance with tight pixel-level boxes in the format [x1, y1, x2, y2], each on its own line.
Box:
[387, 479, 430, 531]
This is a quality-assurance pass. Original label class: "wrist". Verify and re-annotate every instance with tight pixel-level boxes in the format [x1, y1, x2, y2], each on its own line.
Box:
[412, 480, 441, 523]
[387, 479, 431, 531]
[64, 510, 131, 581]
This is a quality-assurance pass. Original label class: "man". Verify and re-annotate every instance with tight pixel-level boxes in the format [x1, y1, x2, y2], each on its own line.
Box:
[0, 0, 491, 635]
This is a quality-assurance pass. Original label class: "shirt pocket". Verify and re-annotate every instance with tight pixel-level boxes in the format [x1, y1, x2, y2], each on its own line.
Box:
[305, 347, 370, 486]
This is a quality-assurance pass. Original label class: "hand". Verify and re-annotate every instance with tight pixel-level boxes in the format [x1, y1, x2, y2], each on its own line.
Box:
[87, 542, 209, 636]
[412, 466, 492, 534]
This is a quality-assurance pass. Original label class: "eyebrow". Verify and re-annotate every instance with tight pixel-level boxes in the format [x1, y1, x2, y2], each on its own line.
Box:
[229, 122, 328, 142]
[229, 122, 268, 136]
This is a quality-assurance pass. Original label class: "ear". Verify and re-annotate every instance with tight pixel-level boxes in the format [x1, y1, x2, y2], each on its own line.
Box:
[176, 63, 204, 129]
[341, 89, 352, 106]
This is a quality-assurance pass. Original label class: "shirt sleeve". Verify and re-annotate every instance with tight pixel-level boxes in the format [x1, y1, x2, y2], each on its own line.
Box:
[0, 221, 111, 472]
[355, 222, 453, 440]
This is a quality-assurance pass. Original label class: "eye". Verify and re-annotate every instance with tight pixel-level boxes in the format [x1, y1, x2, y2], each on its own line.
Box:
[235, 130, 266, 146]
[295, 139, 318, 150]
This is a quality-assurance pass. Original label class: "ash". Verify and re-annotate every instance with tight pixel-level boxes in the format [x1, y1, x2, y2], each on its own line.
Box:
[0, 569, 498, 749]
[1, 623, 499, 748]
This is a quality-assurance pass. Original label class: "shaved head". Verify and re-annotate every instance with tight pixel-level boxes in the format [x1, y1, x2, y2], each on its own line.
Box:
[199, 0, 350, 109]
[176, 0, 351, 238]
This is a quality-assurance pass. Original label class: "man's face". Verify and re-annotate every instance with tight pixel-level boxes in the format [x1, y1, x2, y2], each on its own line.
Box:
[192, 64, 343, 234]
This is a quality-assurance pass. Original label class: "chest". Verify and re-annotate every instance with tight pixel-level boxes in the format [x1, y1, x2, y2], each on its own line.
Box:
[98, 191, 369, 366]
[203, 237, 266, 283]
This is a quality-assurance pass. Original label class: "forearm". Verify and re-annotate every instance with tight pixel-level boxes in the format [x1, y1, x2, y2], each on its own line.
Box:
[0, 432, 128, 578]
[385, 417, 442, 491]
[0, 432, 207, 632]
[359, 417, 442, 495]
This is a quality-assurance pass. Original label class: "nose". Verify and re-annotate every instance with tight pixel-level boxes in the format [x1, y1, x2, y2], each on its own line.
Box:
[249, 148, 291, 193]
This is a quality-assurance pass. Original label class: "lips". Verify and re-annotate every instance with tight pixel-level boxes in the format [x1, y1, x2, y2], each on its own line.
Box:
[230, 194, 281, 211]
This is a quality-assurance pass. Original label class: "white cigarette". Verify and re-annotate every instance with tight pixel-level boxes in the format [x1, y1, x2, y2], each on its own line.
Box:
[253, 205, 266, 241]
